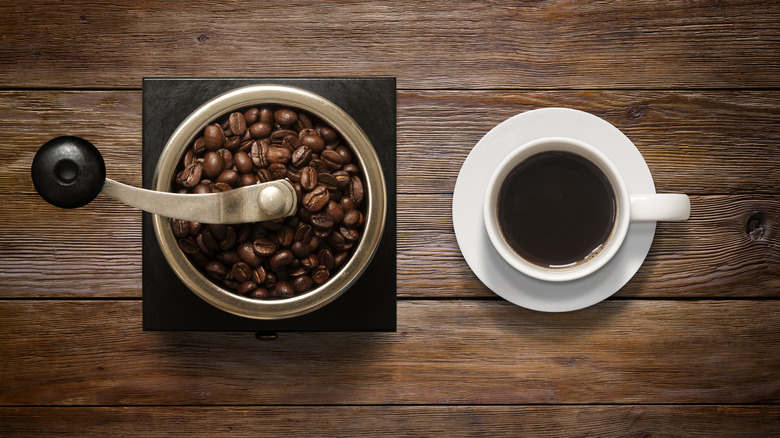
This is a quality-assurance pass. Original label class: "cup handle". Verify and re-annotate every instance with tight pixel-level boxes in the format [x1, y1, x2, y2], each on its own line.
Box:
[630, 194, 690, 221]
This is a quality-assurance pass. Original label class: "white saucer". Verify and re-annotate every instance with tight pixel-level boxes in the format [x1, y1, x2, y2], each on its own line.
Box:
[452, 108, 657, 312]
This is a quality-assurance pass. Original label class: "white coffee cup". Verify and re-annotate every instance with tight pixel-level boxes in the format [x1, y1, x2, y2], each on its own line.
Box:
[484, 137, 690, 282]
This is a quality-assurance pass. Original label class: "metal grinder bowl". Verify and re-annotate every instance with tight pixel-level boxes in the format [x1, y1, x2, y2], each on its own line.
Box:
[152, 84, 387, 320]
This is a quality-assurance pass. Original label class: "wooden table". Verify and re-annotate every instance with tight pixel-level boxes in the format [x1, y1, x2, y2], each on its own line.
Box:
[1, 1, 778, 436]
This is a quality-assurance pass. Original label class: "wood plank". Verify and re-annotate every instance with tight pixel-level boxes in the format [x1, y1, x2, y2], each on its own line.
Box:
[0, 1, 778, 89]
[1, 405, 778, 437]
[0, 300, 778, 405]
[0, 193, 776, 298]
[1, 90, 778, 195]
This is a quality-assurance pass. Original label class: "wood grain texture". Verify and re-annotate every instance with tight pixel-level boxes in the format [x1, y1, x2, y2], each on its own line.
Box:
[1, 193, 776, 298]
[1, 405, 778, 437]
[1, 90, 778, 195]
[0, 1, 778, 89]
[1, 300, 778, 406]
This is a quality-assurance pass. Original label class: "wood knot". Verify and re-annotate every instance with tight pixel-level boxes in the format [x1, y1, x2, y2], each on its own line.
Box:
[745, 213, 766, 241]
[79, 15, 89, 24]
[197, 34, 209, 44]
[628, 105, 643, 119]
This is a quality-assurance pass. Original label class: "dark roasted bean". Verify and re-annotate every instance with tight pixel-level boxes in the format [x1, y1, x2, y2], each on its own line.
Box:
[300, 166, 318, 191]
[216, 250, 240, 266]
[302, 185, 329, 212]
[240, 173, 258, 187]
[293, 275, 314, 293]
[276, 225, 294, 247]
[216, 169, 239, 187]
[273, 281, 295, 298]
[244, 108, 259, 125]
[193, 137, 206, 155]
[343, 163, 359, 175]
[205, 260, 228, 281]
[318, 172, 338, 191]
[335, 145, 352, 164]
[318, 125, 338, 143]
[300, 132, 325, 153]
[203, 124, 226, 151]
[224, 136, 241, 151]
[216, 148, 233, 169]
[317, 247, 335, 271]
[231, 262, 253, 283]
[171, 219, 189, 239]
[268, 163, 287, 180]
[291, 146, 312, 168]
[320, 149, 344, 170]
[325, 201, 344, 224]
[176, 163, 203, 188]
[343, 209, 363, 228]
[252, 265, 267, 284]
[340, 226, 360, 242]
[219, 226, 237, 250]
[178, 237, 200, 255]
[312, 265, 330, 284]
[294, 223, 313, 243]
[266, 145, 291, 164]
[274, 109, 297, 126]
[212, 181, 232, 192]
[249, 122, 272, 139]
[270, 249, 294, 271]
[349, 175, 365, 204]
[237, 241, 262, 267]
[203, 151, 223, 179]
[334, 250, 349, 268]
[250, 287, 270, 299]
[252, 237, 276, 257]
[237, 281, 258, 295]
[291, 241, 311, 258]
[229, 112, 247, 136]
[333, 170, 351, 188]
[193, 182, 211, 194]
[233, 151, 253, 173]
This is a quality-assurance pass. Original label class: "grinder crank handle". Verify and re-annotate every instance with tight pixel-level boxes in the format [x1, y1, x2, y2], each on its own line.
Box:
[30, 136, 297, 223]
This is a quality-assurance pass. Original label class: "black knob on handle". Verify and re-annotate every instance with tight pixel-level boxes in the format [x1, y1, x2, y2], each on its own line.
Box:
[31, 136, 106, 208]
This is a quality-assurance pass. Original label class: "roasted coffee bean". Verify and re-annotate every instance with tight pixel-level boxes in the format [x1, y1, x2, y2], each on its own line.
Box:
[340, 226, 360, 242]
[286, 167, 301, 183]
[274, 109, 297, 126]
[311, 212, 336, 231]
[325, 201, 345, 224]
[282, 134, 301, 151]
[252, 237, 276, 257]
[318, 125, 339, 143]
[238, 281, 258, 295]
[329, 189, 342, 203]
[294, 223, 313, 243]
[203, 151, 223, 179]
[343, 163, 359, 175]
[270, 249, 295, 271]
[309, 158, 328, 174]
[236, 223, 252, 243]
[318, 247, 335, 271]
[171, 219, 189, 239]
[216, 169, 240, 187]
[340, 196, 356, 212]
[224, 136, 241, 152]
[268, 163, 287, 180]
[333, 170, 351, 188]
[300, 166, 318, 191]
[266, 145, 291, 164]
[293, 182, 303, 202]
[312, 265, 330, 284]
[233, 151, 253, 173]
[229, 112, 247, 136]
[318, 172, 338, 191]
[291, 241, 311, 258]
[212, 181, 232, 192]
[193, 182, 211, 194]
[209, 224, 227, 240]
[219, 226, 237, 250]
[199, 229, 220, 253]
[177, 163, 203, 188]
[259, 107, 274, 124]
[272, 281, 295, 298]
[216, 148, 233, 169]
[327, 230, 345, 247]
[261, 219, 283, 230]
[309, 235, 323, 251]
[349, 175, 365, 204]
[343, 209, 363, 228]
[276, 225, 294, 247]
[320, 149, 344, 170]
[270, 129, 298, 143]
[193, 137, 206, 155]
[183, 150, 195, 167]
[297, 112, 313, 130]
[300, 132, 325, 153]
[216, 250, 240, 266]
[231, 262, 253, 283]
[250, 287, 270, 299]
[205, 260, 228, 281]
[293, 275, 314, 293]
[178, 237, 200, 255]
[303, 185, 329, 212]
[334, 251, 349, 268]
[203, 124, 225, 151]
[249, 122, 272, 139]
[244, 107, 259, 125]
[335, 145, 352, 164]
[291, 146, 312, 168]
[237, 241, 262, 267]
[240, 173, 258, 187]
[300, 254, 318, 270]
[256, 168, 272, 183]
[252, 265, 267, 284]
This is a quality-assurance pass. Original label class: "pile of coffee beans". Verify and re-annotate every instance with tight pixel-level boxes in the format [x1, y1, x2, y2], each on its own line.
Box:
[170, 105, 366, 299]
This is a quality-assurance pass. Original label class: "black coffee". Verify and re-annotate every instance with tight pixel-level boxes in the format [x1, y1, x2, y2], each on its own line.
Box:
[497, 151, 616, 268]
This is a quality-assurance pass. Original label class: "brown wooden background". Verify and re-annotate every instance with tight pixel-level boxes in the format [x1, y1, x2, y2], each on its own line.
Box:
[1, 1, 779, 436]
